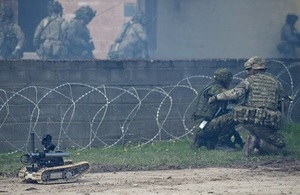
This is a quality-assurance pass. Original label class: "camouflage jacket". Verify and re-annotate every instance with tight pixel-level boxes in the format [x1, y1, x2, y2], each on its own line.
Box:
[63, 19, 94, 59]
[117, 22, 148, 59]
[33, 14, 66, 48]
[33, 14, 67, 59]
[280, 23, 300, 45]
[0, 22, 24, 58]
[215, 72, 285, 111]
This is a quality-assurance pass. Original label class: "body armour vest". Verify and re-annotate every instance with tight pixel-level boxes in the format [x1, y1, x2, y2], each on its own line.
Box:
[245, 73, 280, 111]
[41, 16, 65, 40]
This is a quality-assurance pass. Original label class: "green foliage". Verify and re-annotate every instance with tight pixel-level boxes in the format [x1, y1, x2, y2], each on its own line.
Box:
[283, 123, 300, 158]
[1, 123, 299, 177]
[0, 152, 23, 176]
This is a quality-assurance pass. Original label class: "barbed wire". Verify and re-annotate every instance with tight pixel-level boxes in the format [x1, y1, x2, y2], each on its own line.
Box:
[0, 61, 299, 155]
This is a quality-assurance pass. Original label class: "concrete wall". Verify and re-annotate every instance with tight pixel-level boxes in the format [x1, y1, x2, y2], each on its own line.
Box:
[154, 0, 300, 59]
[0, 59, 299, 152]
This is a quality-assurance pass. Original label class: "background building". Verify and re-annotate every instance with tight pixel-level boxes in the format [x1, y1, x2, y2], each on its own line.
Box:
[1, 0, 300, 59]
[144, 0, 300, 59]
[59, 0, 137, 59]
[1, 0, 137, 59]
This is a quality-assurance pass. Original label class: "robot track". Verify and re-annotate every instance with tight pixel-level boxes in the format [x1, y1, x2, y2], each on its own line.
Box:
[19, 161, 90, 184]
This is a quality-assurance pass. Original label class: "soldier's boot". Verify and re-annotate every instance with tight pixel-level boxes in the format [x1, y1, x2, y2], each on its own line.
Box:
[258, 139, 286, 156]
[191, 134, 206, 149]
[243, 135, 260, 157]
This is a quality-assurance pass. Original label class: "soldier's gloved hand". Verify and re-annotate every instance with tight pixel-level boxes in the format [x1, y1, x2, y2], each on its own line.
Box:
[208, 96, 217, 104]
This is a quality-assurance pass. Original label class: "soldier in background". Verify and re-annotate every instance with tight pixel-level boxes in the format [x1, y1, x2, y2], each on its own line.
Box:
[108, 11, 149, 59]
[209, 57, 288, 156]
[33, 0, 67, 59]
[277, 14, 300, 58]
[63, 6, 96, 60]
[192, 68, 243, 151]
[0, 7, 24, 59]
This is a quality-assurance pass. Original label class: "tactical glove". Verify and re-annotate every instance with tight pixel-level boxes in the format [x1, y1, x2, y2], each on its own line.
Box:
[208, 96, 217, 104]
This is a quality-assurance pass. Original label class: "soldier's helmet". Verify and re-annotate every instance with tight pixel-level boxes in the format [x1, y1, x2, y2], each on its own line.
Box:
[132, 11, 148, 26]
[213, 68, 233, 84]
[75, 6, 96, 24]
[286, 14, 298, 24]
[47, 1, 63, 15]
[244, 56, 267, 70]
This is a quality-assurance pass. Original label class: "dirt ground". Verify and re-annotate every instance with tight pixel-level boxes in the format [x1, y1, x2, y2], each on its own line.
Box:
[1, 160, 300, 195]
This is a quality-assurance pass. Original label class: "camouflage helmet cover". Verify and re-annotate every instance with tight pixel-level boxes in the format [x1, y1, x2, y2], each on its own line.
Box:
[75, 6, 96, 23]
[132, 11, 148, 25]
[244, 56, 267, 70]
[213, 68, 233, 84]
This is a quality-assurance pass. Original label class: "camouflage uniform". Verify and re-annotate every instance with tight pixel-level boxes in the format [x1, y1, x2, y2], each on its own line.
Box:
[33, 1, 67, 59]
[64, 6, 96, 59]
[0, 7, 24, 59]
[210, 57, 286, 156]
[277, 14, 300, 58]
[112, 12, 149, 59]
[192, 68, 242, 150]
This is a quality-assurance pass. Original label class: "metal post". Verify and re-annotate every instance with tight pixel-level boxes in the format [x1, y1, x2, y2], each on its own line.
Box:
[31, 133, 35, 153]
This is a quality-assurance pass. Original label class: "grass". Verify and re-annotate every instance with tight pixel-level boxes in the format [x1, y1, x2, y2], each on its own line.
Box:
[1, 123, 299, 177]
[72, 140, 246, 167]
[282, 123, 300, 158]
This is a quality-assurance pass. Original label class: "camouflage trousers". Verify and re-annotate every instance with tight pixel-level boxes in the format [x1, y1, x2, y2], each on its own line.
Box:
[193, 112, 238, 149]
[242, 124, 286, 156]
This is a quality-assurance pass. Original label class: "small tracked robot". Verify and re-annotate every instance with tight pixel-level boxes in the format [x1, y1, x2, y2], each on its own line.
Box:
[19, 133, 90, 184]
